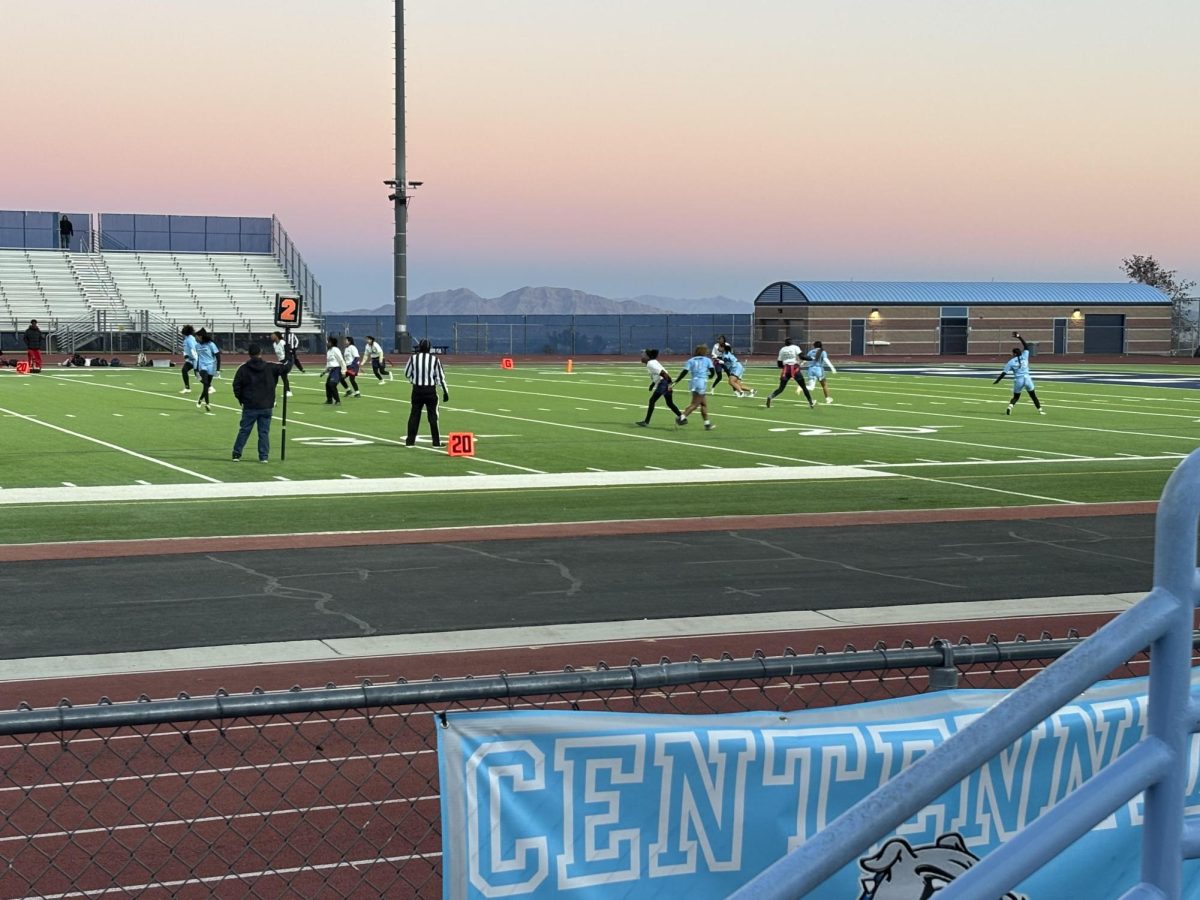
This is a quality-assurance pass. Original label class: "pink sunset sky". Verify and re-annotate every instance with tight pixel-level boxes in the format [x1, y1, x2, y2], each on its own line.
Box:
[3, 0, 1196, 308]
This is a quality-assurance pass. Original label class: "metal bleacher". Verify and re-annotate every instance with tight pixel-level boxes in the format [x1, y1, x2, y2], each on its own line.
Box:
[0, 250, 91, 325]
[1, 249, 314, 339]
[102, 251, 313, 332]
[1, 210, 322, 344]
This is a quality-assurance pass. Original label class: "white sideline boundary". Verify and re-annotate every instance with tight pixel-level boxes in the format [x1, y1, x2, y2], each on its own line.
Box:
[0, 464, 893, 506]
[0, 592, 1145, 683]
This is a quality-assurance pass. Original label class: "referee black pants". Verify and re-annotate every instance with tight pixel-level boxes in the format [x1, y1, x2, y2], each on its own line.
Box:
[407, 386, 441, 446]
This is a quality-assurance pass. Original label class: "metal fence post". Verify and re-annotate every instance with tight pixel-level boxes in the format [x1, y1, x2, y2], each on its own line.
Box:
[927, 638, 960, 691]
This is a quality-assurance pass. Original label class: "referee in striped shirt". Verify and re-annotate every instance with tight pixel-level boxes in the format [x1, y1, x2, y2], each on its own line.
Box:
[404, 339, 449, 447]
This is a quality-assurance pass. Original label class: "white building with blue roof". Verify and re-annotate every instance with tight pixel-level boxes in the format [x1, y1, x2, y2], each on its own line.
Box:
[752, 280, 1171, 357]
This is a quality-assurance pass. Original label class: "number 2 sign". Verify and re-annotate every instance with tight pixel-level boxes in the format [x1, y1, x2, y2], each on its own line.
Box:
[274, 294, 303, 329]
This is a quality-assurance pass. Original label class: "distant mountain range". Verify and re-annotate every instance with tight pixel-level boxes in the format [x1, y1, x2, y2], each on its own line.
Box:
[329, 286, 751, 316]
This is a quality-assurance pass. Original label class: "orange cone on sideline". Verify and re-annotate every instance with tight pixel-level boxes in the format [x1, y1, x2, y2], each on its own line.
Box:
[566, 359, 574, 373]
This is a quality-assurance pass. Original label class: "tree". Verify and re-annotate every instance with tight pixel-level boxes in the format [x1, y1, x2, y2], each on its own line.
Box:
[1121, 255, 1197, 353]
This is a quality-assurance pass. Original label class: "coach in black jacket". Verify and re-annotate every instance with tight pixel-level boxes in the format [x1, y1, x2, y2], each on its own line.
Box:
[230, 343, 291, 462]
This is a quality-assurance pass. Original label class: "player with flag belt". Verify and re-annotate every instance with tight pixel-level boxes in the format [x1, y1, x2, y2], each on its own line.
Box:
[765, 337, 815, 409]
[805, 340, 837, 404]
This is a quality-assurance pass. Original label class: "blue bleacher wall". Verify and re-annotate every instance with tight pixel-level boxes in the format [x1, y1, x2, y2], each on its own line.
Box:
[0, 210, 271, 254]
[98, 214, 271, 253]
[0, 210, 92, 252]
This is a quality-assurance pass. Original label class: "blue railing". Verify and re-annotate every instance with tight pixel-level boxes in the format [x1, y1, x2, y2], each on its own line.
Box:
[731, 448, 1200, 899]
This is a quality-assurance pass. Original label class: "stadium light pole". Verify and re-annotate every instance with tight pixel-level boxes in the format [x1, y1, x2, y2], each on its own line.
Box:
[393, 0, 407, 355]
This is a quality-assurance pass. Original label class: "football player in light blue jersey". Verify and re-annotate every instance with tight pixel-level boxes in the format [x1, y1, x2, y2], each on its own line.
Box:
[993, 332, 1044, 415]
[720, 347, 755, 397]
[673, 344, 716, 430]
[193, 329, 221, 414]
[179, 325, 198, 394]
[804, 341, 837, 404]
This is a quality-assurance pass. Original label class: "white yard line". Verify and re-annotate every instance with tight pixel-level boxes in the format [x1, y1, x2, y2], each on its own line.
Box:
[35, 374, 546, 475]
[0, 405, 221, 484]
[840, 383, 1200, 430]
[455, 381, 1101, 464]
[438, 404, 833, 467]
[0, 464, 894, 506]
[885, 471, 1077, 505]
[859, 454, 1185, 470]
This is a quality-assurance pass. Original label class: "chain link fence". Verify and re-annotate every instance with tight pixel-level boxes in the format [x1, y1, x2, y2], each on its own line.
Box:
[0, 631, 1187, 898]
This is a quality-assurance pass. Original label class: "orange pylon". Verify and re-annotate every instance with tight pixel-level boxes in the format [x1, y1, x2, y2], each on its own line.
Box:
[566, 359, 574, 373]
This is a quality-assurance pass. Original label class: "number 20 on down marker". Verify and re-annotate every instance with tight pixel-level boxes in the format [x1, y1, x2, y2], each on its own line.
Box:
[448, 433, 475, 457]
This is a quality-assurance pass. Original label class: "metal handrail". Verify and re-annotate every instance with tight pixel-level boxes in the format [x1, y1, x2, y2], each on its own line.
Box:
[0, 634, 1169, 738]
[730, 448, 1200, 899]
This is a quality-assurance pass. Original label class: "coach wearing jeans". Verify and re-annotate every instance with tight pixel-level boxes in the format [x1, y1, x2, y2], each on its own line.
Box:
[231, 343, 291, 462]
[404, 339, 448, 447]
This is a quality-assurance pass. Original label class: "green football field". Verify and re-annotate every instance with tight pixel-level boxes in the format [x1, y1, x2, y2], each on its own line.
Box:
[0, 361, 1196, 544]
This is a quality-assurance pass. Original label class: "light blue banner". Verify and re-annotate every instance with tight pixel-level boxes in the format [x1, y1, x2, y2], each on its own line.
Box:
[438, 674, 1200, 899]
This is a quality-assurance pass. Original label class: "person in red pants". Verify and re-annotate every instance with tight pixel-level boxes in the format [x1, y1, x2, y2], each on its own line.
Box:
[23, 320, 44, 372]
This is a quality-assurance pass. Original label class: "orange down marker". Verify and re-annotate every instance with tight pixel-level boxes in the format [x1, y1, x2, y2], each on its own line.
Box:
[447, 433, 476, 457]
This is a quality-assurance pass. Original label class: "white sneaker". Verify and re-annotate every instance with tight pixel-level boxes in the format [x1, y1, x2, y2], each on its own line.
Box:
[825, 397, 833, 405]
[748, 389, 756, 397]
[208, 385, 216, 395]
[179, 388, 191, 394]
[1038, 408, 1046, 415]
[354, 391, 361, 397]
[807, 381, 816, 392]
[285, 391, 294, 398]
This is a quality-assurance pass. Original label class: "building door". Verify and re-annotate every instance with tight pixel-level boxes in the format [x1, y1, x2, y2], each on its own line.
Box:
[850, 319, 865, 355]
[1053, 318, 1067, 354]
[1083, 314, 1125, 354]
[939, 317, 969, 355]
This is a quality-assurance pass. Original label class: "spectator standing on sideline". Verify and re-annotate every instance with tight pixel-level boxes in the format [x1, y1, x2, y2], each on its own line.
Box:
[324, 336, 347, 405]
[193, 329, 220, 413]
[805, 340, 837, 404]
[995, 332, 1045, 415]
[179, 325, 197, 393]
[341, 336, 362, 397]
[58, 215, 73, 250]
[765, 337, 815, 409]
[285, 329, 305, 372]
[674, 344, 716, 430]
[364, 335, 391, 382]
[231, 343, 292, 462]
[636, 348, 683, 426]
[22, 319, 43, 372]
[270, 332, 294, 397]
[404, 338, 448, 447]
